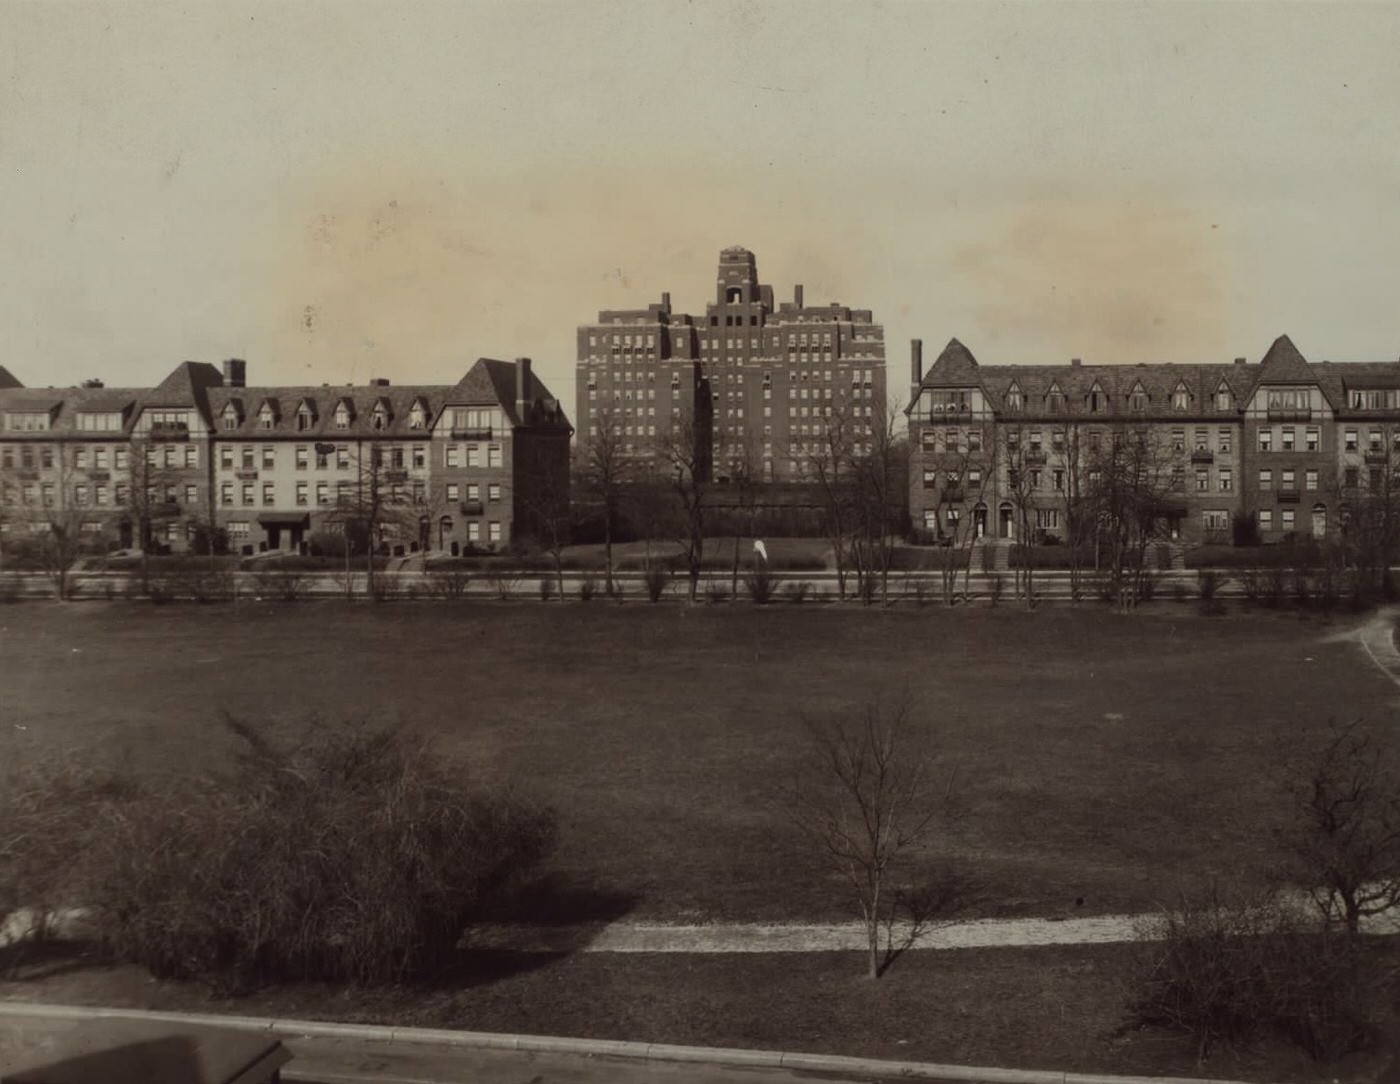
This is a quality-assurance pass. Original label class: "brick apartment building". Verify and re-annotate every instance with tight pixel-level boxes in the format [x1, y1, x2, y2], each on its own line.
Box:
[907, 334, 1400, 549]
[0, 358, 570, 556]
[575, 246, 887, 483]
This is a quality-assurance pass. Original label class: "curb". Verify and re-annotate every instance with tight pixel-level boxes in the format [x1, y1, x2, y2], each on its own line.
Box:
[0, 1000, 1255, 1084]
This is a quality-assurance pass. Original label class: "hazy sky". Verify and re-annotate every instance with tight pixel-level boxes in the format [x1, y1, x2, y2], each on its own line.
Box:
[3, 1, 1398, 410]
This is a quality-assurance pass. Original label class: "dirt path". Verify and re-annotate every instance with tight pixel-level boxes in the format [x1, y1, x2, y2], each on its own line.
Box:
[1355, 605, 1400, 688]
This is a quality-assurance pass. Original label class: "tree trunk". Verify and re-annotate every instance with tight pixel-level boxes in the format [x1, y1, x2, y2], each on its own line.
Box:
[604, 509, 615, 596]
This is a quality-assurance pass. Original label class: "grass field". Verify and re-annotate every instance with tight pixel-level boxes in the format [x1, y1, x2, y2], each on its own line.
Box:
[1, 940, 1390, 1083]
[2, 601, 1396, 924]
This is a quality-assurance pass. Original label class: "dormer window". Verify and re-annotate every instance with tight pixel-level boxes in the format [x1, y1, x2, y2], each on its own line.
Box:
[221, 404, 241, 431]
[1005, 383, 1023, 411]
[1088, 384, 1106, 414]
[257, 404, 275, 430]
[1129, 385, 1148, 413]
[1046, 384, 1065, 414]
[296, 406, 312, 431]
[408, 401, 427, 430]
[372, 406, 389, 431]
[1215, 383, 1232, 411]
[1172, 384, 1190, 411]
[334, 403, 351, 429]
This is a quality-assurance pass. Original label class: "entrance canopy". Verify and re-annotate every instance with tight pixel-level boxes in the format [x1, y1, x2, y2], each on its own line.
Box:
[256, 513, 311, 529]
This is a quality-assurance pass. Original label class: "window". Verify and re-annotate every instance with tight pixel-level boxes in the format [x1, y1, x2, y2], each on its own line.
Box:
[316, 482, 328, 505]
[1370, 429, 1384, 452]
[1259, 468, 1273, 491]
[412, 446, 425, 469]
[1171, 429, 1185, 452]
[220, 482, 233, 506]
[1281, 428, 1295, 452]
[1046, 386, 1065, 414]
[1052, 469, 1065, 491]
[74, 447, 88, 469]
[446, 483, 460, 502]
[445, 445, 459, 468]
[1306, 427, 1319, 452]
[1281, 469, 1295, 489]
[1345, 429, 1359, 452]
[6, 412, 50, 431]
[1345, 467, 1359, 488]
[968, 429, 982, 453]
[336, 447, 349, 470]
[1172, 386, 1189, 410]
[241, 484, 253, 506]
[241, 446, 255, 470]
[466, 445, 479, 468]
[296, 406, 313, 431]
[1219, 468, 1233, 492]
[1258, 429, 1273, 453]
[1005, 385, 1022, 411]
[219, 447, 233, 470]
[262, 446, 275, 469]
[488, 521, 502, 543]
[1305, 469, 1318, 491]
[1215, 386, 1232, 411]
[409, 402, 426, 430]
[371, 405, 390, 430]
[95, 485, 108, 507]
[1195, 469, 1209, 491]
[487, 445, 502, 468]
[1035, 508, 1059, 530]
[334, 403, 350, 429]
[184, 484, 197, 505]
[468, 522, 481, 542]
[1088, 386, 1106, 413]
[1203, 509, 1230, 532]
[77, 412, 122, 432]
[74, 485, 89, 506]
[1258, 509, 1273, 531]
[1129, 387, 1148, 412]
[258, 404, 275, 430]
[488, 483, 502, 502]
[467, 483, 480, 501]
[967, 468, 982, 490]
[261, 483, 274, 506]
[1281, 509, 1295, 531]
[1052, 430, 1066, 451]
[295, 482, 308, 506]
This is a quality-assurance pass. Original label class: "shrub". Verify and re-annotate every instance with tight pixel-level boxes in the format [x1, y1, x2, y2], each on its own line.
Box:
[253, 569, 305, 603]
[704, 578, 729, 605]
[643, 564, 670, 603]
[744, 566, 776, 604]
[489, 572, 521, 600]
[783, 580, 810, 604]
[578, 574, 597, 602]
[538, 576, 554, 602]
[0, 573, 23, 604]
[1128, 884, 1392, 1063]
[427, 569, 471, 600]
[855, 572, 878, 606]
[10, 720, 558, 991]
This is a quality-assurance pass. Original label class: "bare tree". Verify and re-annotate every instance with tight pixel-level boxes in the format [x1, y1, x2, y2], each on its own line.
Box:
[782, 695, 959, 979]
[24, 452, 89, 600]
[122, 435, 183, 594]
[1277, 720, 1400, 937]
[916, 425, 981, 605]
[653, 411, 711, 603]
[805, 403, 859, 599]
[848, 398, 908, 606]
[321, 444, 425, 598]
[718, 423, 764, 599]
[1082, 425, 1183, 609]
[1058, 425, 1091, 601]
[521, 446, 572, 602]
[576, 405, 633, 597]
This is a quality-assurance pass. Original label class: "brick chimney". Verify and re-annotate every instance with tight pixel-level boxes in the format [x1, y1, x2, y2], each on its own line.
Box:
[794, 284, 804, 308]
[1070, 358, 1082, 367]
[661, 291, 671, 310]
[1234, 356, 1247, 365]
[515, 357, 532, 421]
[911, 339, 923, 385]
[223, 358, 246, 388]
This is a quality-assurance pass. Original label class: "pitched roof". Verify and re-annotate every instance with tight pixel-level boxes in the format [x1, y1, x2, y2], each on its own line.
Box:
[0, 366, 22, 389]
[447, 358, 568, 428]
[205, 384, 449, 439]
[145, 361, 224, 418]
[923, 339, 984, 388]
[0, 384, 148, 436]
[1255, 335, 1314, 385]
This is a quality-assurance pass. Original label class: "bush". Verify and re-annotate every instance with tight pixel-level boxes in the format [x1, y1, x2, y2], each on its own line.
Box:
[252, 569, 305, 603]
[578, 574, 597, 602]
[643, 564, 670, 603]
[1128, 884, 1392, 1063]
[704, 578, 729, 605]
[782, 580, 810, 604]
[744, 566, 776, 604]
[538, 576, 554, 602]
[427, 569, 471, 600]
[3, 720, 558, 991]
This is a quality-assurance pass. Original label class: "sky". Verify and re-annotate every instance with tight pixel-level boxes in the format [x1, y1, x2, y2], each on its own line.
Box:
[3, 0, 1399, 413]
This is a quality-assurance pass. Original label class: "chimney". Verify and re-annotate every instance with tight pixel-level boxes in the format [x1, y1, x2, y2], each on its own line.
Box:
[794, 284, 804, 308]
[1234, 356, 1247, 365]
[1070, 358, 1082, 367]
[661, 291, 671, 309]
[515, 357, 532, 419]
[370, 377, 390, 387]
[911, 339, 924, 385]
[223, 358, 246, 388]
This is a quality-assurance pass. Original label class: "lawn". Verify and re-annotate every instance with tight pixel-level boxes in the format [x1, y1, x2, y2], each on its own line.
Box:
[2, 601, 1395, 924]
[1, 940, 1392, 1083]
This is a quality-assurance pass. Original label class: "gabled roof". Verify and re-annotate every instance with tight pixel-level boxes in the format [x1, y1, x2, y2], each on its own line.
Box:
[205, 384, 450, 438]
[0, 366, 22, 389]
[920, 339, 983, 388]
[1255, 335, 1314, 385]
[446, 358, 564, 428]
[144, 361, 224, 419]
[256, 397, 281, 419]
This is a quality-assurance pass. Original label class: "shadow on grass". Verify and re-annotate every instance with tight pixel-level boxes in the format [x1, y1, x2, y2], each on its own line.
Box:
[0, 937, 104, 983]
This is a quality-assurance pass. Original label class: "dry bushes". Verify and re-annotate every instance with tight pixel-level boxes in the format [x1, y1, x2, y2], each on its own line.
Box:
[0, 719, 557, 991]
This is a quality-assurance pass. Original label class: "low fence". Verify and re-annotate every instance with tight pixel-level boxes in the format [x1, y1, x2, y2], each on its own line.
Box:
[0, 566, 1273, 604]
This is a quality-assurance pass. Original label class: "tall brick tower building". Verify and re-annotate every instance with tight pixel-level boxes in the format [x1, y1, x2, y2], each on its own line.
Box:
[575, 247, 886, 482]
